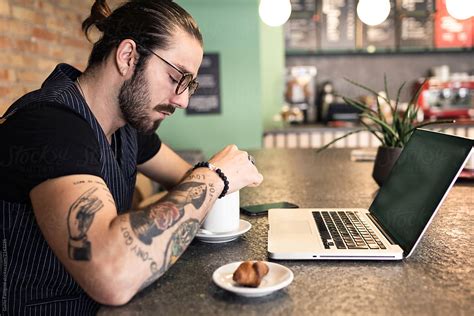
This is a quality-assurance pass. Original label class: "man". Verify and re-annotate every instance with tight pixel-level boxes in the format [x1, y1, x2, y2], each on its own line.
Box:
[0, 1, 263, 315]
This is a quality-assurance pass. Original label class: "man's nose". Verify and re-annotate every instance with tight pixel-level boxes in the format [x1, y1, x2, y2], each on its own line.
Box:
[169, 89, 190, 109]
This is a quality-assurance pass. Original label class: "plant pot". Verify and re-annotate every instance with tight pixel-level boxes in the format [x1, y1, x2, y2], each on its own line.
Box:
[372, 146, 403, 186]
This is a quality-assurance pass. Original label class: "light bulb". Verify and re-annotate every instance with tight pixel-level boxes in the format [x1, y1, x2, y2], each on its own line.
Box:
[259, 0, 292, 27]
[357, 0, 391, 26]
[445, 0, 474, 20]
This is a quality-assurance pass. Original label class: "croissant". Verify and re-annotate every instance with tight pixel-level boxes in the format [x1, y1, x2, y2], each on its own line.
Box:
[232, 261, 269, 287]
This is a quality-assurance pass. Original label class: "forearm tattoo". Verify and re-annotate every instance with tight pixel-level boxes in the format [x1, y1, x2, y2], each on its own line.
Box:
[67, 187, 104, 260]
[137, 219, 200, 291]
[129, 181, 208, 245]
[162, 219, 200, 270]
[119, 216, 160, 291]
[124, 177, 215, 291]
[120, 217, 201, 292]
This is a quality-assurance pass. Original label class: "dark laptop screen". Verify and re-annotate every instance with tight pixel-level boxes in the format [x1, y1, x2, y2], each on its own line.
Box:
[369, 129, 473, 256]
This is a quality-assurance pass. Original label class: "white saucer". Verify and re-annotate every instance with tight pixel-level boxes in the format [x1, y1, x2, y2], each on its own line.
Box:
[196, 219, 251, 243]
[212, 261, 294, 297]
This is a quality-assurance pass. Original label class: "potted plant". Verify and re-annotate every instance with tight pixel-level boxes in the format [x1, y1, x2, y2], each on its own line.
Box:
[317, 76, 453, 186]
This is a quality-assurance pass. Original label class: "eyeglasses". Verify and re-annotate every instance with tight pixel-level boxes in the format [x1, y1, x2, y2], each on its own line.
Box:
[139, 45, 199, 96]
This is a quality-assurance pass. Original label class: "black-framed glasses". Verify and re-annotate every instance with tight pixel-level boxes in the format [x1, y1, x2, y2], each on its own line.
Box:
[139, 45, 199, 96]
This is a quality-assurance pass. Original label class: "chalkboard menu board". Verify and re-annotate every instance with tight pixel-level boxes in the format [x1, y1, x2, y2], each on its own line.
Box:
[434, 0, 473, 48]
[362, 19, 396, 50]
[397, 0, 434, 14]
[399, 15, 433, 49]
[286, 0, 318, 51]
[290, 0, 316, 12]
[284, 0, 473, 54]
[362, 0, 396, 50]
[186, 53, 220, 115]
[320, 0, 357, 50]
[285, 14, 318, 51]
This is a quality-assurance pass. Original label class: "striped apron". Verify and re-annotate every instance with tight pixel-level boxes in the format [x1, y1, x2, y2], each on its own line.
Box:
[1, 64, 137, 315]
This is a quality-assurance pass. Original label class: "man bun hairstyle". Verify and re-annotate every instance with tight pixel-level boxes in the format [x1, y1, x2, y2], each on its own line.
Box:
[81, 0, 203, 70]
[82, 0, 112, 37]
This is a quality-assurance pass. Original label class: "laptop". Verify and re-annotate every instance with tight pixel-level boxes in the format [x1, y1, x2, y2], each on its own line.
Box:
[268, 129, 474, 260]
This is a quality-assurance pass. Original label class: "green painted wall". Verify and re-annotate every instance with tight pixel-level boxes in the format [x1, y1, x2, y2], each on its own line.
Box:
[260, 21, 285, 131]
[158, 0, 283, 158]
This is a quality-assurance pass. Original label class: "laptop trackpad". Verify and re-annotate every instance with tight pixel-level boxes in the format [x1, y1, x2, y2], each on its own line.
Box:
[272, 221, 312, 234]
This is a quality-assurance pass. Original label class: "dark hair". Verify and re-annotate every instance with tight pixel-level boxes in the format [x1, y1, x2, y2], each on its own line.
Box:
[82, 0, 203, 70]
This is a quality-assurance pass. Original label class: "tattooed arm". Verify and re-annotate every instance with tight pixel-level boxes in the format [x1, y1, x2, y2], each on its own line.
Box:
[137, 143, 192, 190]
[30, 145, 263, 306]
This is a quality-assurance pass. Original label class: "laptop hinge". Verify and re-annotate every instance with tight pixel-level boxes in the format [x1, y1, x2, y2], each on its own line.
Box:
[366, 213, 398, 245]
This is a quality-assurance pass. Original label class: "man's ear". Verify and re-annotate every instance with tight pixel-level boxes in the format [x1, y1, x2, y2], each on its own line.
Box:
[115, 39, 137, 77]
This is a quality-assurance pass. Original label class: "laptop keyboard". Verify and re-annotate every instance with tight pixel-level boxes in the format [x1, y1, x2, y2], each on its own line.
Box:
[313, 211, 387, 250]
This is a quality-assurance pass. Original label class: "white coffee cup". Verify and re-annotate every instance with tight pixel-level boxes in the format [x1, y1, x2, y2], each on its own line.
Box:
[202, 191, 240, 233]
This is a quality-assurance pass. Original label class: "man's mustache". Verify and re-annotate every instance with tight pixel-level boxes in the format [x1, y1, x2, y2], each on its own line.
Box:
[154, 104, 175, 115]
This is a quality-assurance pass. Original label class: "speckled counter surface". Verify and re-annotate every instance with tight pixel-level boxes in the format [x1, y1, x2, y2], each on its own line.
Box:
[99, 149, 474, 316]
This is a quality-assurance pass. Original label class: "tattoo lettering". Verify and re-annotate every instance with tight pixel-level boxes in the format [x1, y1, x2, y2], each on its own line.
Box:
[120, 225, 160, 291]
[187, 174, 205, 181]
[208, 183, 216, 200]
[131, 245, 152, 261]
[120, 227, 155, 262]
[121, 226, 134, 246]
[67, 187, 104, 260]
[129, 181, 207, 245]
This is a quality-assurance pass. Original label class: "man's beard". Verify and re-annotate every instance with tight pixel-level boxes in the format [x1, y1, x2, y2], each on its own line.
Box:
[118, 67, 175, 134]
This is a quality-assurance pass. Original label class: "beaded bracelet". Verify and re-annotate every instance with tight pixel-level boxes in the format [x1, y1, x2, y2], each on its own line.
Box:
[193, 161, 229, 198]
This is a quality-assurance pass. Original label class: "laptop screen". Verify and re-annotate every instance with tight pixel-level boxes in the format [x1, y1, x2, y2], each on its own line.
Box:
[369, 129, 473, 256]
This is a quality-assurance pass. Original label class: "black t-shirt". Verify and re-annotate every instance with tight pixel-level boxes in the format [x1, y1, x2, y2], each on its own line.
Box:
[0, 103, 161, 203]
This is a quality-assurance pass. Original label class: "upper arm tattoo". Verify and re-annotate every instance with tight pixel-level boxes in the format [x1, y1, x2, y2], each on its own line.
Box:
[67, 187, 104, 261]
[129, 181, 208, 245]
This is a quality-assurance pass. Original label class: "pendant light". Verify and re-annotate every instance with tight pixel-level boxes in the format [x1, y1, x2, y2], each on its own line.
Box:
[357, 0, 391, 26]
[259, 0, 292, 27]
[445, 0, 474, 20]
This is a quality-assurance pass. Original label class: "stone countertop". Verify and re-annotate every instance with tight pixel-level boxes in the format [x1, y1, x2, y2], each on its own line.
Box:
[99, 149, 474, 316]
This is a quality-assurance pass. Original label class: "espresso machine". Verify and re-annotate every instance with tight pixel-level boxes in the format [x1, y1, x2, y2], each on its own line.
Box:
[417, 66, 474, 120]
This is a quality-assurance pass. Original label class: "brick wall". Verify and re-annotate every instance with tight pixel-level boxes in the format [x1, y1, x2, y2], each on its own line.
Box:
[0, 0, 107, 115]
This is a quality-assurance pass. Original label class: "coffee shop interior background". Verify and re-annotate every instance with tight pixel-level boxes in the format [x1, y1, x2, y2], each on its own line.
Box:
[284, 0, 473, 125]
[0, 0, 473, 157]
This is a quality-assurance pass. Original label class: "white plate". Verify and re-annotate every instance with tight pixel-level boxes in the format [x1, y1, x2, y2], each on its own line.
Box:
[196, 219, 251, 243]
[212, 261, 294, 297]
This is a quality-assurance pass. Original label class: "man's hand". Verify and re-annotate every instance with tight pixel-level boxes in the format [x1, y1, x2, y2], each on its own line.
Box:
[208, 145, 264, 193]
